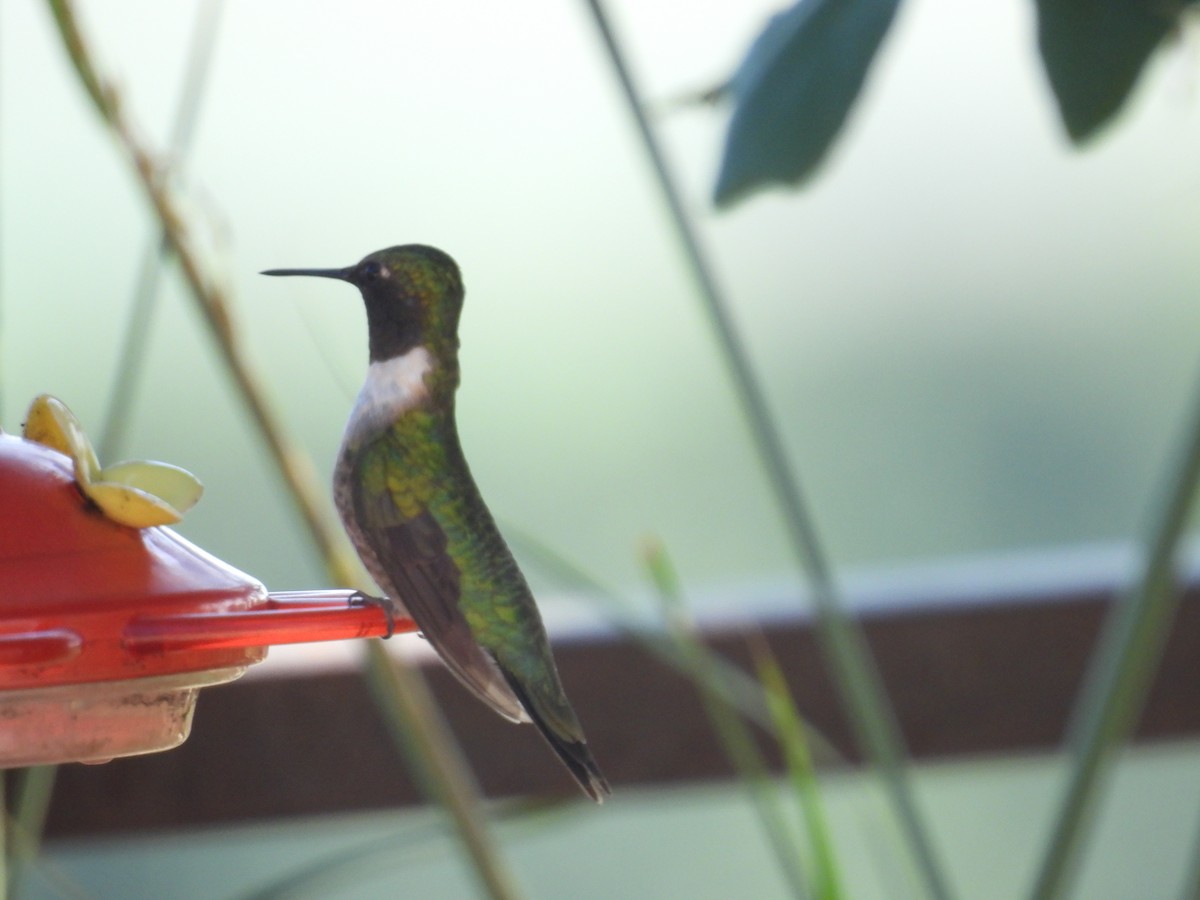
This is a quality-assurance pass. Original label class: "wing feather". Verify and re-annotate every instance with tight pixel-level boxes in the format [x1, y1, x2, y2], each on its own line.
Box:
[350, 448, 528, 724]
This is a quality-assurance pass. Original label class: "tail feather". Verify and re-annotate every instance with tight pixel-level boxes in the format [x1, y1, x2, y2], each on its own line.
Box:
[501, 671, 611, 803]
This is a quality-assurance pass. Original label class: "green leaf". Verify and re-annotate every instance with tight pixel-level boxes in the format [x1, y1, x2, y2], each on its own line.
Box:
[714, 0, 902, 207]
[1036, 0, 1192, 142]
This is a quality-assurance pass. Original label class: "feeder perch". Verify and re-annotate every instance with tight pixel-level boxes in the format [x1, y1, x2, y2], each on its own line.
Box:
[0, 430, 412, 768]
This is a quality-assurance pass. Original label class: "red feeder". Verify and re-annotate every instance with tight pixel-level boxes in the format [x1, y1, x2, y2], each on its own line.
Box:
[0, 432, 413, 767]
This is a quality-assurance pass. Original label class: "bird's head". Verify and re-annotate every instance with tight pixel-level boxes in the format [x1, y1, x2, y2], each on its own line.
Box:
[264, 244, 464, 365]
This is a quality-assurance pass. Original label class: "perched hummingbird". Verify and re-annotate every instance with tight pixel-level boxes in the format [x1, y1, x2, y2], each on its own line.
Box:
[263, 245, 609, 802]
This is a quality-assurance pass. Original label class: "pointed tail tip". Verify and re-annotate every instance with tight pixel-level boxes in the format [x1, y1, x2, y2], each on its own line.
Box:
[588, 775, 613, 804]
[500, 671, 611, 803]
[521, 703, 610, 802]
[554, 734, 612, 804]
[576, 754, 612, 804]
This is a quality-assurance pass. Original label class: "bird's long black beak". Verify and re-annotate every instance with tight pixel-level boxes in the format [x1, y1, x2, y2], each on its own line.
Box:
[260, 266, 355, 281]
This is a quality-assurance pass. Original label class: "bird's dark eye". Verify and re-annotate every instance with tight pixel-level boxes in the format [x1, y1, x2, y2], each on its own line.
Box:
[361, 260, 384, 281]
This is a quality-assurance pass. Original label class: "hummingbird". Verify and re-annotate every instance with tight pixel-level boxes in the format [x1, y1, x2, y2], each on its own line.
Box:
[263, 245, 609, 802]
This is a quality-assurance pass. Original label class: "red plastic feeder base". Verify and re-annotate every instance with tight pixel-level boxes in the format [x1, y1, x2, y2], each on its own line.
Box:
[0, 432, 406, 767]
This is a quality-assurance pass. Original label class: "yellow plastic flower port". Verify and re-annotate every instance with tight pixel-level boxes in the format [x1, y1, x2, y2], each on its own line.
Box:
[22, 394, 203, 528]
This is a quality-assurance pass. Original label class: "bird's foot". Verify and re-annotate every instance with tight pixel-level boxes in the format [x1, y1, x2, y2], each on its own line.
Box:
[349, 590, 399, 639]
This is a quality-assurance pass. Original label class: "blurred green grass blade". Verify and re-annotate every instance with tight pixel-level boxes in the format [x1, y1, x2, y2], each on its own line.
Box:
[1, 775, 6, 900]
[238, 798, 570, 900]
[509, 525, 842, 763]
[98, 0, 226, 460]
[583, 4, 947, 897]
[239, 825, 451, 900]
[44, 0, 364, 582]
[748, 633, 843, 900]
[643, 540, 813, 900]
[1031, 379, 1200, 899]
[714, 0, 901, 206]
[362, 642, 524, 900]
[5, 766, 56, 900]
[1182, 802, 1200, 900]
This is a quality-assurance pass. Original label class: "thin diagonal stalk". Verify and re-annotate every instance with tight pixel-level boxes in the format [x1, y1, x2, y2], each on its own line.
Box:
[1, 775, 7, 900]
[44, 5, 520, 898]
[508, 525, 843, 762]
[13, 8, 223, 878]
[363, 643, 523, 900]
[99, 0, 226, 461]
[644, 541, 813, 899]
[237, 797, 568, 900]
[45, 0, 359, 586]
[5, 767, 56, 900]
[1030, 370, 1200, 899]
[1181, 802, 1200, 900]
[582, 4, 947, 898]
[748, 631, 843, 900]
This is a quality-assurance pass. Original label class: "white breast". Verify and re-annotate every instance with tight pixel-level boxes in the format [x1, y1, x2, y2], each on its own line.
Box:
[343, 345, 434, 447]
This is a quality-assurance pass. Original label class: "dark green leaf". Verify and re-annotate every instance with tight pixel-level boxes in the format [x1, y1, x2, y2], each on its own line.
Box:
[1036, 0, 1192, 142]
[714, 0, 902, 207]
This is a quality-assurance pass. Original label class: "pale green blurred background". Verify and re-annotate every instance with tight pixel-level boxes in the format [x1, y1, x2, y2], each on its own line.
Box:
[4, 0, 1199, 603]
[3, 0, 1200, 897]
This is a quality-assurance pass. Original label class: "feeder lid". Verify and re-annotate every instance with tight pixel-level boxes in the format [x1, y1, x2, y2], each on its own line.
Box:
[0, 410, 404, 767]
[0, 431, 269, 688]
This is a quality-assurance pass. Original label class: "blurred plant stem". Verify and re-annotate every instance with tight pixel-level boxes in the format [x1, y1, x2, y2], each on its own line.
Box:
[45, 0, 358, 586]
[748, 632, 843, 900]
[1031, 373, 1200, 899]
[98, 0, 225, 462]
[363, 643, 523, 900]
[238, 797, 573, 900]
[510, 526, 842, 763]
[44, 4, 521, 898]
[4, 768, 55, 900]
[582, 2, 947, 897]
[643, 540, 813, 899]
[1, 775, 6, 900]
[1182, 804, 1200, 900]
